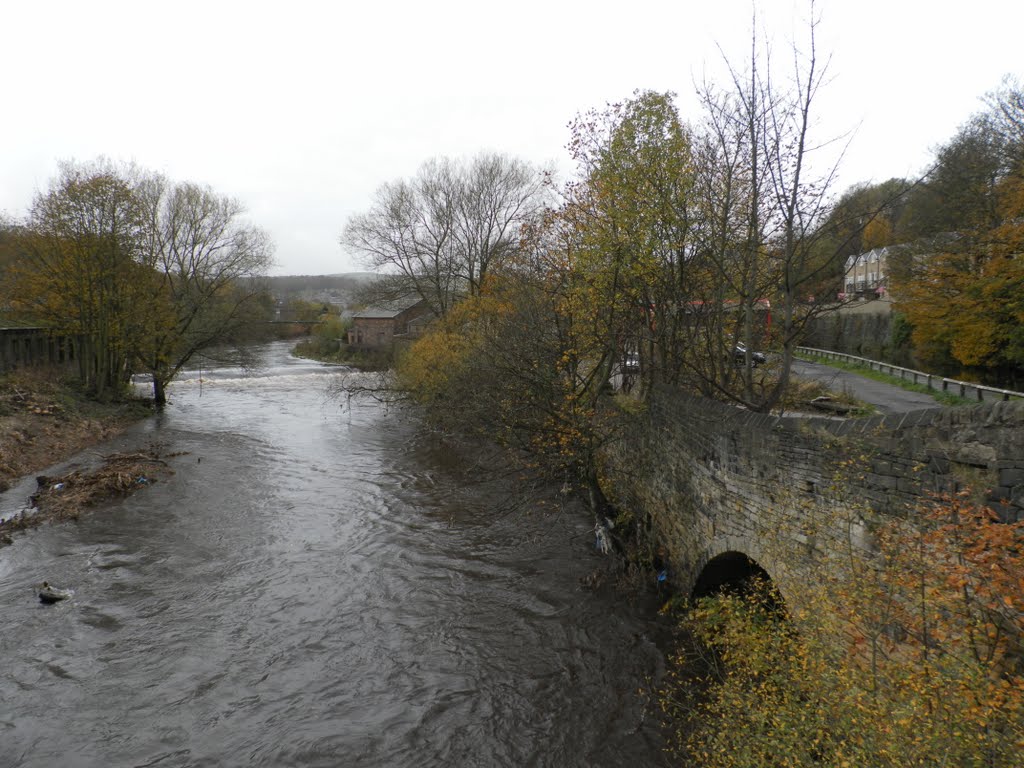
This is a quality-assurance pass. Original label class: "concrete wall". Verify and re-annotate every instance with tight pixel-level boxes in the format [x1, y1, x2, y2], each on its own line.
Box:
[606, 386, 1024, 598]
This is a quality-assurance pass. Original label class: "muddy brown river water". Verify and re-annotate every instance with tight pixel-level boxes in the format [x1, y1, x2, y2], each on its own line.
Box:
[0, 341, 671, 767]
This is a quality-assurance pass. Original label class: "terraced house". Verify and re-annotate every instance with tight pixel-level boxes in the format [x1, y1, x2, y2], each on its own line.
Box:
[842, 246, 889, 298]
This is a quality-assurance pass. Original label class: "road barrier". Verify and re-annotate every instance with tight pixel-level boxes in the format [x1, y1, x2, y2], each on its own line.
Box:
[796, 346, 1024, 404]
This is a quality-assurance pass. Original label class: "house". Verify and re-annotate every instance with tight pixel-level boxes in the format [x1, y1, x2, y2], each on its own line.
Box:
[347, 299, 431, 350]
[842, 247, 889, 298]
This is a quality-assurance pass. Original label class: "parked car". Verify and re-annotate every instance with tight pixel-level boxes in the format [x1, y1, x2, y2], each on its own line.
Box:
[734, 343, 767, 367]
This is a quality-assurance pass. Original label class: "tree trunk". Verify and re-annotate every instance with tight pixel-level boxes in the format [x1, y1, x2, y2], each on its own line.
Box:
[152, 375, 167, 407]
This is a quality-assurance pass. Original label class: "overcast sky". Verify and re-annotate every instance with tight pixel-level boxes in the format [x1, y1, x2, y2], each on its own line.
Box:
[3, 1, 1022, 275]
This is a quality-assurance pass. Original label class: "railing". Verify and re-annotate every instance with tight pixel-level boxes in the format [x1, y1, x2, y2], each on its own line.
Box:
[796, 346, 1024, 404]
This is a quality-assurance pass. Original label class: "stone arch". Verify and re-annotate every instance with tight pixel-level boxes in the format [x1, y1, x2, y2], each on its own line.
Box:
[691, 550, 777, 600]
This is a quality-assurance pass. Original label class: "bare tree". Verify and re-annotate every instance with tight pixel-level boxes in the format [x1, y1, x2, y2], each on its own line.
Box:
[136, 175, 274, 405]
[341, 153, 547, 316]
[681, 4, 855, 411]
[456, 153, 547, 294]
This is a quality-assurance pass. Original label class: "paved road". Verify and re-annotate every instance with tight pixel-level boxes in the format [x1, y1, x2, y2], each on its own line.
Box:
[790, 359, 939, 416]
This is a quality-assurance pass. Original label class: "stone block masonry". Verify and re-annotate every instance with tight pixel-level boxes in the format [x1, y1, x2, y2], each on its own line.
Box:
[604, 385, 1024, 600]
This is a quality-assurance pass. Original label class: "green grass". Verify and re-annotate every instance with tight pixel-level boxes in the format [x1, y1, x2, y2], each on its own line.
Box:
[795, 353, 974, 407]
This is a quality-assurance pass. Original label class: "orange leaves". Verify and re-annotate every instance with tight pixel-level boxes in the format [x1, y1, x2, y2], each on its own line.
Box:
[669, 489, 1024, 766]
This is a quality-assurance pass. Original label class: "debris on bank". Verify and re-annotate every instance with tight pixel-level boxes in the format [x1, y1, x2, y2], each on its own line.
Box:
[0, 447, 177, 545]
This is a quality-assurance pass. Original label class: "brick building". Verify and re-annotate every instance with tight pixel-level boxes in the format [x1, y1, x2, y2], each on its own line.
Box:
[347, 300, 430, 350]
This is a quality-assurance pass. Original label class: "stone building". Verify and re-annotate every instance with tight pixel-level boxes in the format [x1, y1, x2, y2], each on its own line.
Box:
[842, 246, 889, 298]
[347, 300, 430, 350]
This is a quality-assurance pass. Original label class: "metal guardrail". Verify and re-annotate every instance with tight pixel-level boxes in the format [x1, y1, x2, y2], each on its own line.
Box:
[796, 346, 1024, 404]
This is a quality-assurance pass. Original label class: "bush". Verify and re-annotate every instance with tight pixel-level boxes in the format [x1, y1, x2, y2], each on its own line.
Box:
[291, 315, 352, 363]
[664, 493, 1024, 766]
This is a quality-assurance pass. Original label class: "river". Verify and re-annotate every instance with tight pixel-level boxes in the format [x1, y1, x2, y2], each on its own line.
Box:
[0, 341, 671, 767]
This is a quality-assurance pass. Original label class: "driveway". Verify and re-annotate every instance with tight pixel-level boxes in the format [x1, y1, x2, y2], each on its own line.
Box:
[790, 359, 940, 416]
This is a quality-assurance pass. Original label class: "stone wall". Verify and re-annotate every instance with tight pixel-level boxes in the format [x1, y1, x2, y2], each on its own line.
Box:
[802, 309, 914, 367]
[605, 386, 1024, 598]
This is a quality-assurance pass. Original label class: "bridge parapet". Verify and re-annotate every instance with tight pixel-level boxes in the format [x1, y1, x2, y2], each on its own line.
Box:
[605, 386, 1024, 599]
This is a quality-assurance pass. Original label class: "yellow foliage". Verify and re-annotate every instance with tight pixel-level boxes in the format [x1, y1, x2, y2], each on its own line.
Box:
[666, 492, 1024, 767]
[893, 160, 1024, 372]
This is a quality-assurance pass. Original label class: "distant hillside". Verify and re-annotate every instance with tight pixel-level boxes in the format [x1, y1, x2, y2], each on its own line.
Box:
[259, 272, 381, 307]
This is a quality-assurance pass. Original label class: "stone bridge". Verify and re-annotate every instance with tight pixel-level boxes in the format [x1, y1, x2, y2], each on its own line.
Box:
[607, 386, 1024, 601]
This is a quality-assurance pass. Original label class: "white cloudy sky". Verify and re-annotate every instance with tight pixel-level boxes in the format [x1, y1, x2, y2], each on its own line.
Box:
[2, 0, 1021, 275]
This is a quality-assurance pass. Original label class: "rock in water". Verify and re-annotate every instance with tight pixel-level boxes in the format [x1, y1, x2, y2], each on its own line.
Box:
[38, 582, 73, 604]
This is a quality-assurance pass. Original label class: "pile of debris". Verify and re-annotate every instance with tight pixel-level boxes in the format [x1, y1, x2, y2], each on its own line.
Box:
[1, 447, 176, 544]
[32, 449, 173, 519]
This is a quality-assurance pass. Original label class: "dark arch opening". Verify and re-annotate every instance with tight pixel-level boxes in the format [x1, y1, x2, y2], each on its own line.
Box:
[691, 551, 778, 603]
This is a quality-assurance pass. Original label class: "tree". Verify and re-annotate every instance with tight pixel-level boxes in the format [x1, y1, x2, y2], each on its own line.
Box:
[395, 235, 625, 523]
[10, 160, 274, 403]
[340, 153, 547, 317]
[816, 178, 912, 259]
[13, 159, 151, 397]
[398, 91, 699, 517]
[134, 176, 275, 405]
[891, 77, 1024, 384]
[900, 116, 1007, 239]
[671, 5, 856, 411]
[0, 215, 28, 318]
[556, 90, 697, 400]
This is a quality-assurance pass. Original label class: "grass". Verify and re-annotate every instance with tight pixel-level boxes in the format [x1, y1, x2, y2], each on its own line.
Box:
[795, 352, 974, 407]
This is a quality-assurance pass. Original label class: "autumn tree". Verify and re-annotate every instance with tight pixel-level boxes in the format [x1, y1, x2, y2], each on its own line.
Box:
[547, 90, 697, 401]
[0, 215, 27, 317]
[816, 177, 912, 259]
[10, 160, 274, 403]
[668, 490, 1024, 767]
[399, 91, 697, 516]
[340, 153, 547, 317]
[394, 209, 630, 521]
[13, 160, 152, 397]
[891, 77, 1024, 384]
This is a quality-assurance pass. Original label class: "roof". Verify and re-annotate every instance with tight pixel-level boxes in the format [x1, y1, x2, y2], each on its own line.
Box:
[351, 297, 427, 320]
[351, 307, 405, 320]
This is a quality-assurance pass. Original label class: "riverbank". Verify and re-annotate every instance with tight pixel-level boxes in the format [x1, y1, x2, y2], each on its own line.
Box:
[0, 367, 152, 493]
[290, 338, 392, 370]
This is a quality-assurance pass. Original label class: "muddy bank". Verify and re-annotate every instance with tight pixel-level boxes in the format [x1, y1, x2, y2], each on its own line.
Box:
[0, 367, 151, 493]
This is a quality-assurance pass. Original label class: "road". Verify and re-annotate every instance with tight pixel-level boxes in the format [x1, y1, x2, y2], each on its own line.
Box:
[790, 358, 940, 416]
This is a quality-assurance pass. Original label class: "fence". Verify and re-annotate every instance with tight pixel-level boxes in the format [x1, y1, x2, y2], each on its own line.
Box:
[0, 327, 80, 374]
[796, 346, 1024, 404]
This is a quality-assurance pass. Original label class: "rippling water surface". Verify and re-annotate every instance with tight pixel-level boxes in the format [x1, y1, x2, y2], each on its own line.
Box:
[0, 342, 669, 767]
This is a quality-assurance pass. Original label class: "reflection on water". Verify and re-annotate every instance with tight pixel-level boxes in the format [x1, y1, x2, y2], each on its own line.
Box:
[0, 341, 669, 767]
